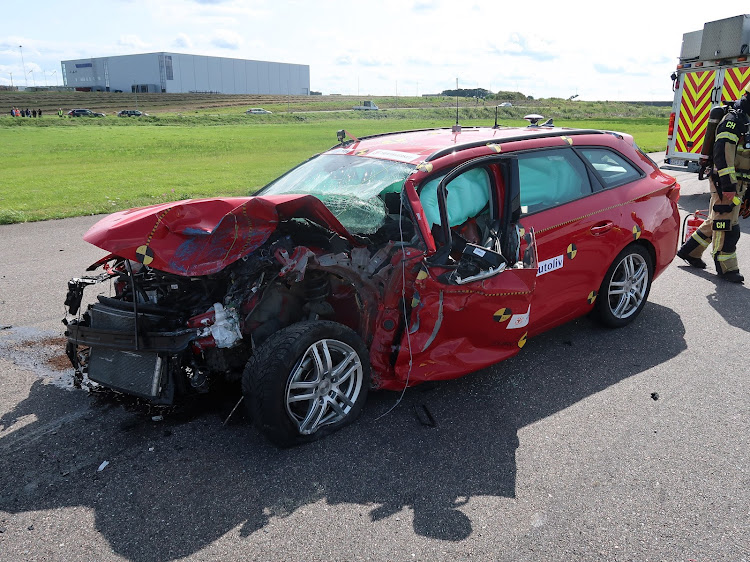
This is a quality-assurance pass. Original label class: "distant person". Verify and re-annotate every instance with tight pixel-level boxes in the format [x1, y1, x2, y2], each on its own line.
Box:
[38, 108, 42, 117]
[58, 108, 63, 118]
[32, 109, 37, 118]
[25, 108, 30, 117]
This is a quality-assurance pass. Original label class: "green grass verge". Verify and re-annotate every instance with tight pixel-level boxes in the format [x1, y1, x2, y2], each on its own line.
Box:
[0, 114, 668, 224]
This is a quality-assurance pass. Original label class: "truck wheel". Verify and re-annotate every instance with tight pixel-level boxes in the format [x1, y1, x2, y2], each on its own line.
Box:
[594, 244, 653, 328]
[242, 320, 369, 447]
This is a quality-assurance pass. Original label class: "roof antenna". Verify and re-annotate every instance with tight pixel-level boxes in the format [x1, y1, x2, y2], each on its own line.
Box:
[523, 114, 544, 127]
[452, 78, 461, 133]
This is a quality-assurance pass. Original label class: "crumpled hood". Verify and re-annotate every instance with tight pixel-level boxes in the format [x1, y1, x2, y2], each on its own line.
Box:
[84, 194, 357, 276]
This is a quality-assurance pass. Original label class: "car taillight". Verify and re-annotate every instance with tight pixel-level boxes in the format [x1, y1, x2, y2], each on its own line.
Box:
[667, 113, 676, 138]
[668, 183, 681, 202]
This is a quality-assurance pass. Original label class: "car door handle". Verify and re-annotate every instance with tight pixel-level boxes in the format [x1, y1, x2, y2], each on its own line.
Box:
[590, 221, 614, 235]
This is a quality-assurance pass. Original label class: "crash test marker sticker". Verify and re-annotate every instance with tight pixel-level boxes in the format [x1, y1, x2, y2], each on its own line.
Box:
[135, 245, 154, 265]
[507, 305, 530, 329]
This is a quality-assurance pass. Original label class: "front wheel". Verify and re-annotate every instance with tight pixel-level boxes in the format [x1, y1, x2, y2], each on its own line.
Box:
[242, 321, 369, 447]
[595, 245, 653, 328]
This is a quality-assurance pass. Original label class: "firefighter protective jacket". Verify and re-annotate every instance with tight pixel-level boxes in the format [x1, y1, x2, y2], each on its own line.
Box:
[714, 108, 750, 200]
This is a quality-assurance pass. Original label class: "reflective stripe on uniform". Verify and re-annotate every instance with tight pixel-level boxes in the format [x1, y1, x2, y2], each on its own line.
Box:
[718, 166, 736, 177]
[716, 252, 737, 262]
[692, 231, 711, 247]
[733, 196, 742, 205]
[716, 131, 739, 143]
[712, 231, 725, 256]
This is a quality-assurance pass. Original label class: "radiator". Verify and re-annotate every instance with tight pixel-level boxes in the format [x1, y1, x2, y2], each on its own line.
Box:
[87, 304, 168, 399]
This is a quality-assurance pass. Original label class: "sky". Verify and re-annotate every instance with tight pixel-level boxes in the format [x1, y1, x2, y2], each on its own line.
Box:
[0, 1, 745, 101]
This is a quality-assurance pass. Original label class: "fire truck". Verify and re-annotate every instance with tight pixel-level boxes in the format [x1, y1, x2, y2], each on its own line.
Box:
[665, 14, 750, 171]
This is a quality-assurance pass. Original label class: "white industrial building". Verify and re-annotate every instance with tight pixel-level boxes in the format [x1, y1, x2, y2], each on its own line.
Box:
[60, 52, 310, 95]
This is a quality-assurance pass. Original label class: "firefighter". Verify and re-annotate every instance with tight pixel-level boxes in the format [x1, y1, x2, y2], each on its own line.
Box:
[677, 83, 750, 283]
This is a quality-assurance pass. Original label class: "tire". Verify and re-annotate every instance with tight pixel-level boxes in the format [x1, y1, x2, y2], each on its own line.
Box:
[594, 244, 653, 328]
[242, 320, 370, 447]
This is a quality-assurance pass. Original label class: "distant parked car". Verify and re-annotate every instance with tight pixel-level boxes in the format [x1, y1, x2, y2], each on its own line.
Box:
[117, 109, 148, 117]
[68, 109, 106, 117]
[499, 102, 513, 107]
[353, 101, 379, 111]
[246, 108, 272, 114]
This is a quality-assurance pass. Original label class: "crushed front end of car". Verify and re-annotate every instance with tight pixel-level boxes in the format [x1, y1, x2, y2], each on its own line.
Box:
[65, 192, 413, 397]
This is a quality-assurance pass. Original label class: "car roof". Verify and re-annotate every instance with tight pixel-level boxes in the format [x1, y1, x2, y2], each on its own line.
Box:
[325, 126, 626, 165]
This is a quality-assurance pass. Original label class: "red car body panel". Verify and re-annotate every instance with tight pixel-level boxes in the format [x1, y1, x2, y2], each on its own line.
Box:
[83, 195, 359, 276]
[388, 265, 537, 388]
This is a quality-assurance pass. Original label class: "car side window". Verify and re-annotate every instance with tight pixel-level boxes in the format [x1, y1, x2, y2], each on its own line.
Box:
[517, 148, 591, 215]
[578, 148, 643, 188]
[419, 167, 491, 229]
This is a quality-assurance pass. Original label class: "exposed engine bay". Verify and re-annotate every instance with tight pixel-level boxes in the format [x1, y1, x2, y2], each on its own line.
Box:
[64, 213, 421, 405]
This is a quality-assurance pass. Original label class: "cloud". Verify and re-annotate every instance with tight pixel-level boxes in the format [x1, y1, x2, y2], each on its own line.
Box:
[593, 62, 649, 77]
[488, 33, 557, 62]
[173, 33, 193, 49]
[593, 63, 623, 75]
[117, 35, 150, 51]
[358, 57, 390, 67]
[411, 1, 435, 12]
[211, 30, 243, 50]
[335, 55, 353, 66]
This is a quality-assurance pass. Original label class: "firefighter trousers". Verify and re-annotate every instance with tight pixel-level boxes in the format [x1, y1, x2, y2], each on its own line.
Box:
[679, 180, 748, 274]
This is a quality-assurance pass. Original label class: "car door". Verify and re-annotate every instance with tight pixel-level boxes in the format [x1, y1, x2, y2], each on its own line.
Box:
[394, 156, 538, 384]
[516, 146, 643, 335]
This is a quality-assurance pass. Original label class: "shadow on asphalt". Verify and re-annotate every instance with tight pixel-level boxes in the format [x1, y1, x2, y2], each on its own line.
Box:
[0, 303, 685, 560]
[674, 264, 750, 333]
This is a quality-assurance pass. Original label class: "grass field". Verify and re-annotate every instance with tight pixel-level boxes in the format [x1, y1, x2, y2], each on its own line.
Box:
[0, 95, 670, 224]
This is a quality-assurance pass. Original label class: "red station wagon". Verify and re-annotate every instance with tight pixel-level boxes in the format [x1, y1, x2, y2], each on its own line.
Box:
[64, 119, 681, 446]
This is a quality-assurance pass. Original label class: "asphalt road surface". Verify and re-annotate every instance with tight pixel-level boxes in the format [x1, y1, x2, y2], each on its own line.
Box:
[0, 155, 748, 561]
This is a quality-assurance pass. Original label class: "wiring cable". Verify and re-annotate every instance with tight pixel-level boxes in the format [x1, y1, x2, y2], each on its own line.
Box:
[375, 192, 414, 420]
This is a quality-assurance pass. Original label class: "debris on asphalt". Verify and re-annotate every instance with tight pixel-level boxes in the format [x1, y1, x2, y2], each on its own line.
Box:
[97, 460, 109, 472]
[414, 404, 437, 427]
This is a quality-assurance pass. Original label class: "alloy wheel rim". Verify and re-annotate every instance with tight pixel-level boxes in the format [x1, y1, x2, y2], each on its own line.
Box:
[607, 253, 648, 319]
[285, 339, 364, 435]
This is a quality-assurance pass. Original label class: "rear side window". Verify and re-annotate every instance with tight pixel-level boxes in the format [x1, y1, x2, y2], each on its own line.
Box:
[517, 148, 591, 215]
[578, 148, 643, 188]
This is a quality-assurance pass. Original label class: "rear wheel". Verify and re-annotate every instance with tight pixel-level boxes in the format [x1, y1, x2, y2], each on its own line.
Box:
[242, 320, 369, 447]
[595, 245, 653, 328]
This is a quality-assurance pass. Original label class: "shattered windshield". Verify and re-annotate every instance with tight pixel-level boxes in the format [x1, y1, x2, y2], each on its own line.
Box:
[260, 154, 415, 234]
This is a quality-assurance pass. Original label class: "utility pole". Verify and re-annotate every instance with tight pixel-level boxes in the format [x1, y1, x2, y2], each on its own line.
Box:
[19, 46, 27, 87]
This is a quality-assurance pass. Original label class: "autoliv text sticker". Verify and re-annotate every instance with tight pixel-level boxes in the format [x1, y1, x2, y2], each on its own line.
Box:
[536, 255, 564, 277]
